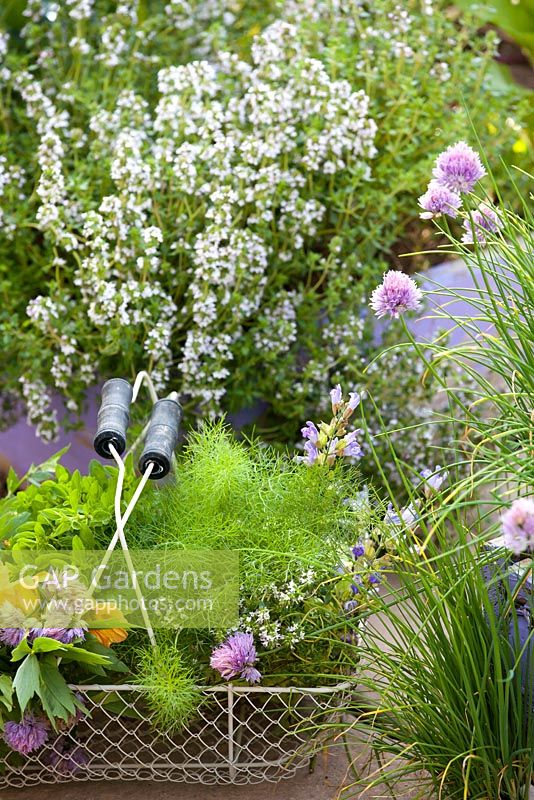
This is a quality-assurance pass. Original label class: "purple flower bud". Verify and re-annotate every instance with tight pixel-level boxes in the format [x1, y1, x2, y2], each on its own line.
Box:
[343, 440, 364, 459]
[342, 429, 363, 459]
[369, 573, 381, 585]
[384, 502, 419, 528]
[30, 627, 86, 644]
[352, 544, 365, 559]
[45, 739, 89, 774]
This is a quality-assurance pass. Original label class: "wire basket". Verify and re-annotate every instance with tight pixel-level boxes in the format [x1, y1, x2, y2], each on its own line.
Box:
[0, 681, 349, 788]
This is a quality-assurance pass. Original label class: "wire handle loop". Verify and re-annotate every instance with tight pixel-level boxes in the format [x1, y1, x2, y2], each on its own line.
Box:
[91, 371, 182, 650]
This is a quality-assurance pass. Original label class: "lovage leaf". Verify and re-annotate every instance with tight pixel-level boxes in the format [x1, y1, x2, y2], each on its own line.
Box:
[13, 654, 40, 713]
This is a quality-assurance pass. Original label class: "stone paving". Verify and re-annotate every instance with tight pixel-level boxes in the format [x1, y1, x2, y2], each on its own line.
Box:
[0, 741, 426, 800]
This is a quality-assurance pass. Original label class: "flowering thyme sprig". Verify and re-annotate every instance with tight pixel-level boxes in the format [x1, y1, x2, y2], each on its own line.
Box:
[298, 385, 364, 466]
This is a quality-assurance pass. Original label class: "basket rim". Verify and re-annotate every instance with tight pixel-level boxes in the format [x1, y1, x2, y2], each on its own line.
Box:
[69, 680, 352, 695]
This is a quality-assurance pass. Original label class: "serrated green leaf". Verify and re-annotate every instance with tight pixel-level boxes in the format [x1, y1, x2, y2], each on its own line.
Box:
[58, 646, 111, 667]
[10, 637, 31, 662]
[13, 654, 40, 713]
[38, 658, 76, 723]
[31, 637, 67, 654]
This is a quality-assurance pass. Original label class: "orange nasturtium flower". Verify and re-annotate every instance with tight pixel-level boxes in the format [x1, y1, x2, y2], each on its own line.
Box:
[90, 627, 129, 647]
[87, 600, 129, 647]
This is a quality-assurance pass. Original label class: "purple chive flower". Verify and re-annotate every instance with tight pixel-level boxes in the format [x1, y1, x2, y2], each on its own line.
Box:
[352, 543, 365, 559]
[4, 713, 49, 755]
[461, 203, 502, 245]
[210, 632, 261, 684]
[501, 498, 534, 556]
[330, 384, 343, 412]
[301, 420, 319, 444]
[0, 628, 26, 648]
[370, 271, 423, 320]
[418, 180, 462, 220]
[46, 740, 89, 774]
[30, 627, 86, 644]
[432, 141, 486, 193]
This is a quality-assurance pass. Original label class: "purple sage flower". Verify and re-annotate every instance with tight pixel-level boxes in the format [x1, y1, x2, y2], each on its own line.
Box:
[303, 440, 319, 466]
[343, 440, 363, 459]
[462, 203, 502, 245]
[502, 498, 534, 555]
[301, 420, 319, 444]
[0, 628, 26, 648]
[347, 392, 361, 411]
[370, 271, 422, 320]
[418, 180, 462, 220]
[384, 502, 419, 529]
[330, 384, 343, 412]
[369, 573, 381, 585]
[432, 141, 486, 193]
[4, 713, 49, 755]
[342, 430, 363, 459]
[419, 466, 448, 495]
[352, 543, 365, 559]
[210, 632, 261, 684]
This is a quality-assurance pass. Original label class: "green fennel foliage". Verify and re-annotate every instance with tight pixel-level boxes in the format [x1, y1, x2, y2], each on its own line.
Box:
[130, 422, 366, 595]
[135, 640, 203, 735]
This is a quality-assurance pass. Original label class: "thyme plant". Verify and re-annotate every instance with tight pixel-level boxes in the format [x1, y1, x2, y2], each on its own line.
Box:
[0, 0, 527, 443]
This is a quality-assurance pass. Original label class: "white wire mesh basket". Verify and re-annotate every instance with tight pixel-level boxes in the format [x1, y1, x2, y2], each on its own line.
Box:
[0, 374, 350, 788]
[0, 681, 349, 787]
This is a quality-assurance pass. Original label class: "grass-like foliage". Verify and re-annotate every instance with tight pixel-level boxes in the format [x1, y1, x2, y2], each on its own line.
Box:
[131, 421, 365, 594]
[419, 167, 534, 504]
[135, 638, 203, 735]
[346, 523, 534, 800]
[339, 156, 534, 799]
